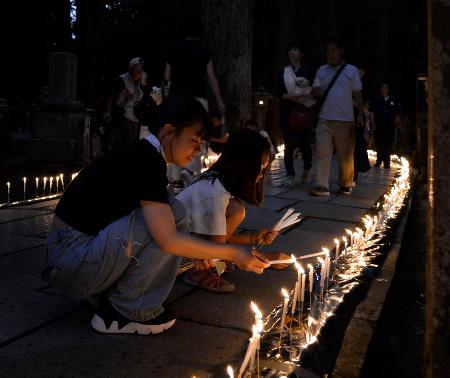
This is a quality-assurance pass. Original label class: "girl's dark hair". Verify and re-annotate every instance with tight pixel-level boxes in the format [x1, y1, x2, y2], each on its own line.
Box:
[206, 129, 271, 207]
[134, 96, 212, 136]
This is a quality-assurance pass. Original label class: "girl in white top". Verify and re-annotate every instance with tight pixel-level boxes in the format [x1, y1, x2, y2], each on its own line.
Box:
[177, 129, 290, 292]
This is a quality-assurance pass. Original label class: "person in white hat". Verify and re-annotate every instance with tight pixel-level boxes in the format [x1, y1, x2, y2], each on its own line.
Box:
[104, 57, 148, 145]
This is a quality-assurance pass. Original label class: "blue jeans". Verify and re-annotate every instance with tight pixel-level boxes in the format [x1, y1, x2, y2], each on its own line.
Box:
[45, 198, 189, 321]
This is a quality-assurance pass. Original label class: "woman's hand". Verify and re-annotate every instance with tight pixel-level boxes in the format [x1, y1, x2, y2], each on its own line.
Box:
[253, 251, 291, 270]
[232, 247, 269, 274]
[255, 229, 279, 246]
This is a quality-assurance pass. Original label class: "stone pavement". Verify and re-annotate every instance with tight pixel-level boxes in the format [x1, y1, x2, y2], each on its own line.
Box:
[0, 155, 398, 377]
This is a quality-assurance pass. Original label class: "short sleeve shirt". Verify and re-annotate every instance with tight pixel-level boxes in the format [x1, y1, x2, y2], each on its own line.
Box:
[176, 178, 231, 235]
[167, 40, 212, 98]
[313, 63, 362, 122]
[55, 139, 169, 235]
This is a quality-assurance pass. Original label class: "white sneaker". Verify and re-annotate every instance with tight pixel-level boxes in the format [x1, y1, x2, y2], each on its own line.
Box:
[91, 302, 176, 335]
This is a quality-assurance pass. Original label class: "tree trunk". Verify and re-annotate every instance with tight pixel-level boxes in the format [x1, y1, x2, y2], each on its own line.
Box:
[201, 0, 253, 131]
[76, 0, 106, 107]
[426, 1, 450, 377]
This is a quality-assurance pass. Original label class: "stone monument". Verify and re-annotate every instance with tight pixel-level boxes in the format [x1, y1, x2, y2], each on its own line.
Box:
[32, 52, 85, 162]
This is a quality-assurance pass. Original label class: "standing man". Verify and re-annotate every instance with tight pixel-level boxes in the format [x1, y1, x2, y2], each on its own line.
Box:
[310, 39, 364, 196]
[370, 83, 401, 169]
[104, 57, 148, 145]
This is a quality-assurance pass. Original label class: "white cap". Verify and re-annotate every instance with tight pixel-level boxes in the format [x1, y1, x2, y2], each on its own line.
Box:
[129, 57, 144, 68]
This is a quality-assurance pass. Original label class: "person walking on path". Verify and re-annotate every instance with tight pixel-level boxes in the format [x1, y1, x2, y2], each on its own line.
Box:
[310, 39, 364, 196]
[104, 57, 148, 145]
[276, 43, 315, 187]
[370, 83, 401, 169]
[44, 97, 268, 336]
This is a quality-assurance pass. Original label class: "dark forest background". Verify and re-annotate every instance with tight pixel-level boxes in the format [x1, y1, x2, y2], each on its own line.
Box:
[0, 0, 427, 119]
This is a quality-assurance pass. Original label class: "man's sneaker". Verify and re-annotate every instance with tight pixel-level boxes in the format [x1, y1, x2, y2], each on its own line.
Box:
[338, 186, 352, 195]
[91, 302, 176, 335]
[310, 186, 330, 197]
[183, 269, 235, 293]
[283, 175, 295, 187]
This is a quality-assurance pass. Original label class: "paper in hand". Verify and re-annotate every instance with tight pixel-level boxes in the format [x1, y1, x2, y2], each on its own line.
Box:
[272, 208, 302, 232]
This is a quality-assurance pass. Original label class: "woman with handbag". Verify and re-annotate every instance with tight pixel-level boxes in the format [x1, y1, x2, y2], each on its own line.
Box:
[276, 43, 316, 187]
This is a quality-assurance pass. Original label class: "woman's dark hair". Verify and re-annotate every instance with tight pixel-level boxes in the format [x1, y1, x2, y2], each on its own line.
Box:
[206, 129, 271, 207]
[286, 42, 305, 55]
[134, 96, 212, 137]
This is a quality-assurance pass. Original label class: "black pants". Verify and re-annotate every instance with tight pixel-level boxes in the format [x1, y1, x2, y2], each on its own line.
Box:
[354, 126, 370, 180]
[375, 127, 394, 167]
[281, 127, 312, 177]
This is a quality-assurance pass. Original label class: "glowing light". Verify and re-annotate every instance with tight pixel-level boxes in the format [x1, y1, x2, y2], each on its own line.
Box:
[227, 365, 234, 378]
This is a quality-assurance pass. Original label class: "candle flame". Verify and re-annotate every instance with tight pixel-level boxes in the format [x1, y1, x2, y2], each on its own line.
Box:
[342, 236, 348, 243]
[6, 182, 10, 187]
[227, 366, 234, 378]
[281, 288, 289, 298]
[345, 229, 353, 236]
[334, 238, 339, 245]
[250, 301, 262, 319]
[23, 177, 26, 183]
[307, 263, 313, 272]
[321, 247, 329, 254]
[317, 257, 324, 264]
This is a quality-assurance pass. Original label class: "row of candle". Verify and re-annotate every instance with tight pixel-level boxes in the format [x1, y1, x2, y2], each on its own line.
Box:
[2, 173, 78, 205]
[228, 152, 411, 373]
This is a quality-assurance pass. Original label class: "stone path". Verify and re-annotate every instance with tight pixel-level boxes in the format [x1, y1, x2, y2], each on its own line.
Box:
[0, 155, 398, 377]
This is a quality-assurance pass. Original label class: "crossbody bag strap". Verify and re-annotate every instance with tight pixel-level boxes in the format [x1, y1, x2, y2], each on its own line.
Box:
[318, 63, 347, 111]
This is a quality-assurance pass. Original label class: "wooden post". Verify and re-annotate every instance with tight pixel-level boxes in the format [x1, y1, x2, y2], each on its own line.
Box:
[426, 1, 450, 376]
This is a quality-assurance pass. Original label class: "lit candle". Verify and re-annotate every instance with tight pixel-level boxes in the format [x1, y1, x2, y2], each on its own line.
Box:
[249, 319, 263, 372]
[280, 288, 289, 335]
[342, 236, 348, 250]
[35, 177, 39, 198]
[323, 251, 330, 290]
[49, 177, 53, 194]
[346, 229, 354, 246]
[227, 366, 234, 378]
[307, 263, 314, 307]
[250, 301, 262, 325]
[334, 238, 340, 260]
[239, 325, 258, 377]
[301, 271, 306, 303]
[56, 176, 60, 193]
[291, 257, 302, 317]
[22, 177, 27, 200]
[317, 257, 325, 288]
[6, 182, 10, 203]
[43, 177, 47, 195]
[59, 173, 65, 190]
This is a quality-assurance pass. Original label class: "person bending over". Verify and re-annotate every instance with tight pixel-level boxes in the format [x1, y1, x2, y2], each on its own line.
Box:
[178, 129, 290, 293]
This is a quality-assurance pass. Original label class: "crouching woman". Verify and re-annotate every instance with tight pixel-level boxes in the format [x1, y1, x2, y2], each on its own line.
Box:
[43, 97, 268, 335]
